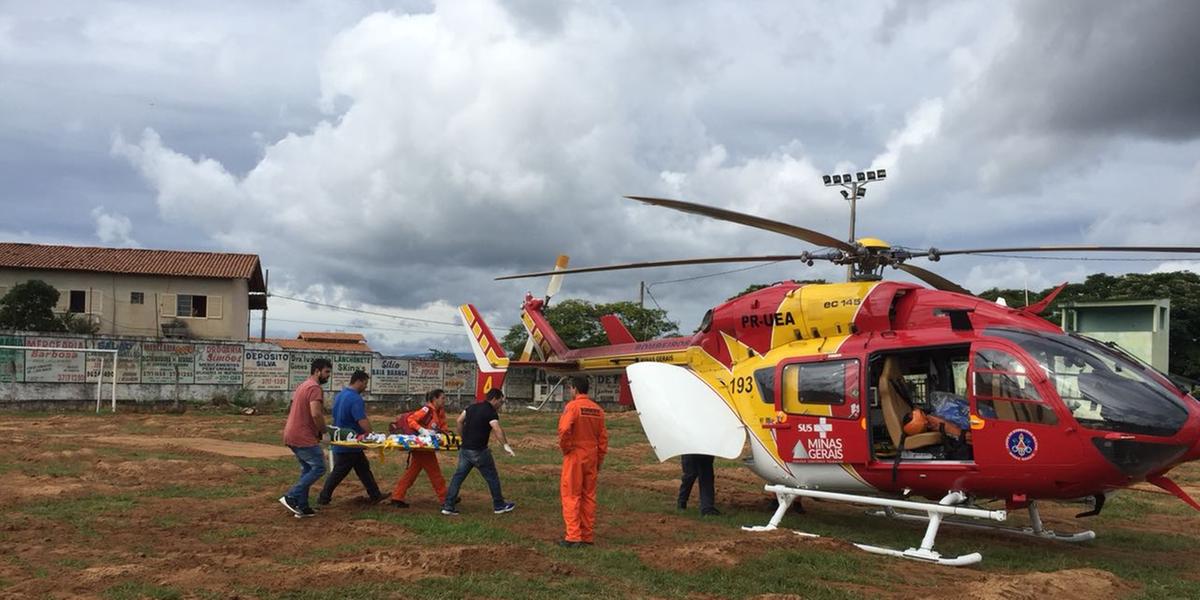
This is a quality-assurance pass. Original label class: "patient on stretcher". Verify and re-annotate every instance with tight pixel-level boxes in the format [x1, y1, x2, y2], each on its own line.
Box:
[328, 426, 462, 451]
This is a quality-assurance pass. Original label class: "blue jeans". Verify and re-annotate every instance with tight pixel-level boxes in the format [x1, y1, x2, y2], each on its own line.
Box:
[285, 445, 326, 509]
[443, 448, 505, 510]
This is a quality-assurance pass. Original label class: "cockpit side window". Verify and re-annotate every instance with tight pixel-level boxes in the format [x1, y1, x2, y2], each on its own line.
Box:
[972, 347, 1057, 426]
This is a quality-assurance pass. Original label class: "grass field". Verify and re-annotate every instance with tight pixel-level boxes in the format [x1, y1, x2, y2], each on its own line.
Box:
[2, 409, 1199, 599]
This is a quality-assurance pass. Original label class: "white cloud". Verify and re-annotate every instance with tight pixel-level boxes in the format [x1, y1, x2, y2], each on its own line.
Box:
[90, 206, 138, 247]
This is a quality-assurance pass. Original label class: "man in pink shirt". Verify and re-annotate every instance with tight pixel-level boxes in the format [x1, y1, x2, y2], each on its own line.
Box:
[280, 358, 332, 518]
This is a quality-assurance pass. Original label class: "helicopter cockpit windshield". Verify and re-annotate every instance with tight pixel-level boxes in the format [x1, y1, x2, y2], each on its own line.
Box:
[987, 328, 1188, 437]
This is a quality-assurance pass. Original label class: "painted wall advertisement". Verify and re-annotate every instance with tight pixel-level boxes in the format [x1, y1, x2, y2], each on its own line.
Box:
[288, 353, 331, 391]
[141, 342, 196, 384]
[503, 367, 536, 401]
[442, 362, 476, 395]
[86, 339, 142, 384]
[332, 354, 373, 391]
[371, 358, 408, 395]
[590, 374, 622, 404]
[0, 335, 24, 383]
[407, 360, 444, 393]
[243, 349, 290, 391]
[194, 344, 243, 385]
[24, 337, 86, 383]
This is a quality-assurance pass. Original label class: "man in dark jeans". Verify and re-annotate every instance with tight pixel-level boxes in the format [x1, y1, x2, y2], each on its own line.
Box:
[441, 389, 516, 515]
[678, 454, 720, 516]
[317, 370, 385, 505]
[280, 358, 331, 518]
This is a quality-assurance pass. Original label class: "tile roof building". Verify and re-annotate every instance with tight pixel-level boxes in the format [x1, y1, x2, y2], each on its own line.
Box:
[0, 242, 267, 340]
[269, 331, 373, 354]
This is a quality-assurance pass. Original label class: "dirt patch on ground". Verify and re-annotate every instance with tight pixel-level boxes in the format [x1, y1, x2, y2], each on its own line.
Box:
[88, 457, 248, 483]
[92, 435, 292, 458]
[1, 474, 93, 502]
[925, 568, 1134, 600]
[639, 530, 800, 571]
[77, 563, 146, 585]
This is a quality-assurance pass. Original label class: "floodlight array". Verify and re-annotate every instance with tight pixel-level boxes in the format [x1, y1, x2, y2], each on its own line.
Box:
[822, 169, 887, 186]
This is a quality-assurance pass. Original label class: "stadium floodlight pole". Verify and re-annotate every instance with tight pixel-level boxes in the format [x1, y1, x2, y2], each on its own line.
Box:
[822, 168, 887, 280]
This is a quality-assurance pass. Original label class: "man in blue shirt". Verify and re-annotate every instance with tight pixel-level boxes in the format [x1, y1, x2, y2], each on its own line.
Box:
[317, 370, 385, 505]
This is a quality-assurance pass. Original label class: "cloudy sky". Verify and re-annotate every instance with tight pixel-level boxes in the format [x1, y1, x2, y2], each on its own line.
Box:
[3, 0, 1198, 353]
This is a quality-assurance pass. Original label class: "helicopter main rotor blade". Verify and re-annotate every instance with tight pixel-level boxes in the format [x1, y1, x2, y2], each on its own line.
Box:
[932, 245, 1200, 258]
[626, 196, 856, 252]
[496, 255, 819, 280]
[896, 263, 971, 295]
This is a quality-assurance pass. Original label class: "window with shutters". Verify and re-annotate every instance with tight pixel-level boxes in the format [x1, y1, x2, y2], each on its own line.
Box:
[177, 294, 208, 318]
[68, 290, 87, 313]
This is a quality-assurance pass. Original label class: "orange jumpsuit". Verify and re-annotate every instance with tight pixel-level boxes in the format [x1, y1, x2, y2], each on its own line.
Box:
[390, 403, 448, 503]
[558, 394, 608, 543]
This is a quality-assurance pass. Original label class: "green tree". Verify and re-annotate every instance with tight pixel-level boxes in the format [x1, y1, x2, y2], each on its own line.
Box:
[428, 348, 464, 362]
[0, 280, 65, 332]
[501, 299, 679, 357]
[60, 313, 100, 335]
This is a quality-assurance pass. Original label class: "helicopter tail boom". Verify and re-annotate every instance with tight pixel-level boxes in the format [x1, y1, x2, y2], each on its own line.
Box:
[459, 304, 509, 401]
[520, 296, 571, 361]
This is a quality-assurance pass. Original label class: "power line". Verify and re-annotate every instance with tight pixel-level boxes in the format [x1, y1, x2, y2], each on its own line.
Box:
[270, 294, 460, 326]
[648, 284, 667, 309]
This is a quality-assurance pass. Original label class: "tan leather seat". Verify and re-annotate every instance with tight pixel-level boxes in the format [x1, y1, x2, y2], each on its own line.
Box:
[880, 357, 942, 451]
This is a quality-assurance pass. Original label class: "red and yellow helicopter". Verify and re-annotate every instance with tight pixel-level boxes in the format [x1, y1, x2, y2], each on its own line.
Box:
[458, 195, 1200, 565]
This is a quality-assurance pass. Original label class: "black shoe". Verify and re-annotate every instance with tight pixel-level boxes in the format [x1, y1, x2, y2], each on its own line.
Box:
[557, 540, 582, 548]
[700, 508, 722, 517]
[493, 502, 516, 514]
[390, 500, 409, 508]
[316, 497, 331, 506]
[440, 506, 460, 516]
[676, 503, 687, 511]
[294, 507, 317, 519]
[279, 495, 303, 517]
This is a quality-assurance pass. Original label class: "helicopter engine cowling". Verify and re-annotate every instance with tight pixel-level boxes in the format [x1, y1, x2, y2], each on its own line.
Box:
[696, 281, 888, 366]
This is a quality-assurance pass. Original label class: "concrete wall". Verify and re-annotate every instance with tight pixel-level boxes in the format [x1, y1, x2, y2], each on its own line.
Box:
[0, 270, 250, 341]
[0, 330, 481, 410]
[1063, 300, 1172, 372]
[0, 331, 630, 413]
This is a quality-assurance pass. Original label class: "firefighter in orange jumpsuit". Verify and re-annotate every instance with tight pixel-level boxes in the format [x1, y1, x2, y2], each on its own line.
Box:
[390, 389, 449, 508]
[557, 376, 608, 547]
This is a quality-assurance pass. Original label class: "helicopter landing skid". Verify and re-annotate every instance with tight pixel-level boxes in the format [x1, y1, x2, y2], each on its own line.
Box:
[866, 501, 1096, 543]
[742, 485, 1006, 567]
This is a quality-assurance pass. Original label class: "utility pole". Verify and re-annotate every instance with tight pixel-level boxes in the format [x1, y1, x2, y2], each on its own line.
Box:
[260, 269, 269, 341]
[639, 281, 645, 308]
[822, 169, 887, 281]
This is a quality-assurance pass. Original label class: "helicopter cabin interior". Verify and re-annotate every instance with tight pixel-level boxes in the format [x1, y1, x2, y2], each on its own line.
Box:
[868, 346, 974, 461]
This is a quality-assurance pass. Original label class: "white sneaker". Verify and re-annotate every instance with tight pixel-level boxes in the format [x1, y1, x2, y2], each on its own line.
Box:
[279, 496, 303, 517]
